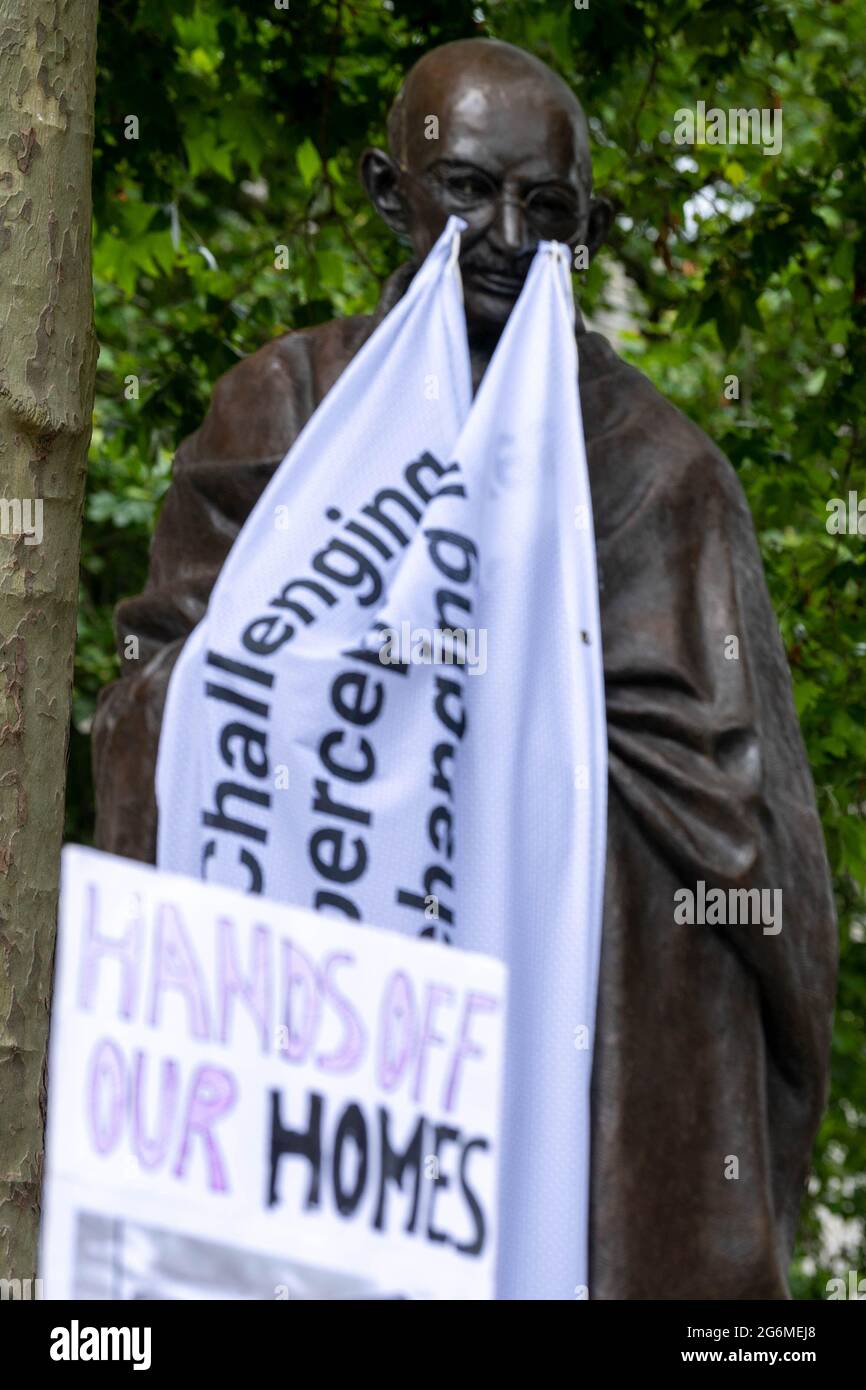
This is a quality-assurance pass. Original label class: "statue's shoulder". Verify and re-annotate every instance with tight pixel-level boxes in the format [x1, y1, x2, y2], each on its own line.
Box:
[177, 264, 416, 469]
[176, 310, 376, 468]
[578, 329, 747, 539]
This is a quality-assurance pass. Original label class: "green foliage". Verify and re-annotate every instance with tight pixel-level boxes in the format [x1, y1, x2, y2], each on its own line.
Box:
[78, 0, 865, 1294]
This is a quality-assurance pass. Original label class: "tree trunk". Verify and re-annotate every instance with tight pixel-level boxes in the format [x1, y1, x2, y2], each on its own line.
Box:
[0, 0, 98, 1280]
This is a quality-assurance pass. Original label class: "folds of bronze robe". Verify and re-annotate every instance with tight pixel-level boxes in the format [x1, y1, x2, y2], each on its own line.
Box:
[92, 263, 836, 1300]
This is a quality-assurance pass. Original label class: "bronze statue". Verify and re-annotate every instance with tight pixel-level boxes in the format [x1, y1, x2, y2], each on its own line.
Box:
[92, 39, 836, 1299]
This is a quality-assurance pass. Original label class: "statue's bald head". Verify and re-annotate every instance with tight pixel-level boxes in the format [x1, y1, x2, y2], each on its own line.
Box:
[387, 39, 592, 189]
[361, 38, 609, 340]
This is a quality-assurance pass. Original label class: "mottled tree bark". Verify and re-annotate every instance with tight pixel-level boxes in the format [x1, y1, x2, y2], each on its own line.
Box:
[0, 0, 98, 1279]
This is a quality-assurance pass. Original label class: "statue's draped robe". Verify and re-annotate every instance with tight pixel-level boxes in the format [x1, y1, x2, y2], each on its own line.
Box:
[93, 264, 836, 1300]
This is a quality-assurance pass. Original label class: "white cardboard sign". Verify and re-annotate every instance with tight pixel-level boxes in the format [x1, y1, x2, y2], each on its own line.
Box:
[40, 847, 507, 1300]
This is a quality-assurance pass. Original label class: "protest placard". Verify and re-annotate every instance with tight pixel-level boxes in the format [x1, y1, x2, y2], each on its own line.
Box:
[39, 846, 507, 1300]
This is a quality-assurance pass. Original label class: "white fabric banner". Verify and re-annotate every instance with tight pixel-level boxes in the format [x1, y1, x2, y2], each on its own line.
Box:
[156, 217, 607, 1299]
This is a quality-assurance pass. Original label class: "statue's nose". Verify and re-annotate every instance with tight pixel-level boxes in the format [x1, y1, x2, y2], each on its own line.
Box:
[491, 195, 529, 253]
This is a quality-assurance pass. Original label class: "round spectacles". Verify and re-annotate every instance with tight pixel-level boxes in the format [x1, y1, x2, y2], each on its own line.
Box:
[398, 163, 585, 243]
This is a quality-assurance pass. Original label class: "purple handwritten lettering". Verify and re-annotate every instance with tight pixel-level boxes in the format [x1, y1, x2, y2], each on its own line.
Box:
[172, 1064, 237, 1192]
[413, 983, 456, 1106]
[216, 917, 272, 1052]
[147, 902, 212, 1040]
[278, 938, 321, 1063]
[87, 1037, 126, 1155]
[77, 881, 144, 1019]
[444, 992, 500, 1112]
[377, 970, 417, 1093]
[131, 1049, 180, 1170]
[316, 951, 365, 1073]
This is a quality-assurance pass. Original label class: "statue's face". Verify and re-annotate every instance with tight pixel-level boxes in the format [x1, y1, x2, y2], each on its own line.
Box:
[362, 53, 602, 340]
[399, 82, 588, 333]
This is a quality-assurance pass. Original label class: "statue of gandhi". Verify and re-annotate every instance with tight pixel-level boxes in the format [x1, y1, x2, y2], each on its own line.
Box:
[92, 38, 836, 1299]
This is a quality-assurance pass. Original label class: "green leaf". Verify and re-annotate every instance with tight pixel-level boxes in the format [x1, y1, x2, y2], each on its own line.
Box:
[296, 138, 322, 189]
[184, 128, 234, 180]
[805, 367, 827, 396]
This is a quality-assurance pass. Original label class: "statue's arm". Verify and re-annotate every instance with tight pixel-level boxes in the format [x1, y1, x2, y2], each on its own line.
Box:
[599, 440, 836, 1098]
[91, 340, 304, 861]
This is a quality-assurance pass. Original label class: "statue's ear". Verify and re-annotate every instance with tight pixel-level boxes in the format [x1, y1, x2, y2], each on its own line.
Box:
[359, 148, 409, 235]
[586, 195, 614, 258]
